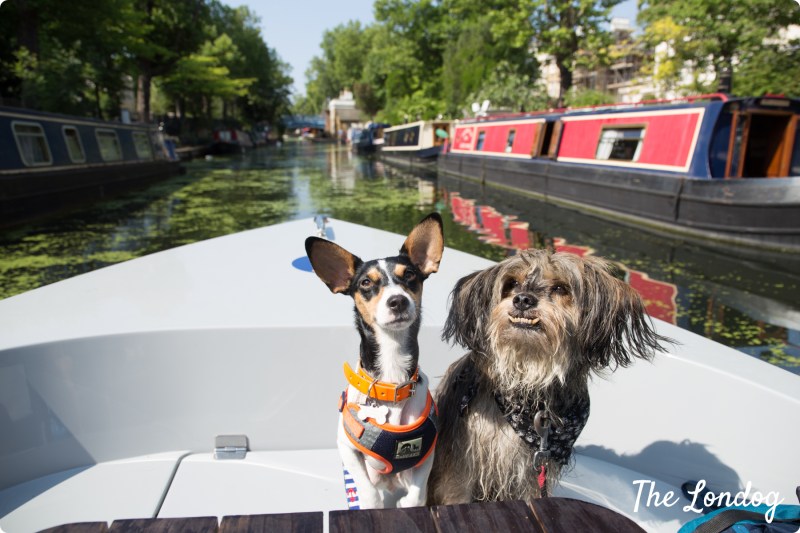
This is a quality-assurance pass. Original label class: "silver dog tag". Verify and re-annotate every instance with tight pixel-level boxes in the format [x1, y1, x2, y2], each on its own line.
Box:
[357, 404, 389, 424]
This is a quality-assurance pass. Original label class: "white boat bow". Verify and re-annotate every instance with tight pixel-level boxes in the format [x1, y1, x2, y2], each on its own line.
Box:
[0, 217, 797, 532]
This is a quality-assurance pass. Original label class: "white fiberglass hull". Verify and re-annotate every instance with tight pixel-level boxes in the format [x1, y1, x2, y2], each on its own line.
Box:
[0, 217, 797, 532]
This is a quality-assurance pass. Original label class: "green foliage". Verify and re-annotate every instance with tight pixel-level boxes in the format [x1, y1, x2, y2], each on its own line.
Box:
[158, 34, 255, 119]
[303, 21, 375, 114]
[637, 0, 797, 94]
[565, 88, 617, 107]
[301, 0, 624, 119]
[441, 18, 495, 114]
[733, 40, 800, 98]
[0, 0, 292, 127]
[11, 44, 94, 116]
[530, 0, 621, 105]
[377, 88, 447, 124]
[464, 61, 549, 113]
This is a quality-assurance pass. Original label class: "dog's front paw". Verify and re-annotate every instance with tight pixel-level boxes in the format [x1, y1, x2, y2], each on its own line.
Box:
[356, 488, 385, 510]
[396, 486, 426, 508]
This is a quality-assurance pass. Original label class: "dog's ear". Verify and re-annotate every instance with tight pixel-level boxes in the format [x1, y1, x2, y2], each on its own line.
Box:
[304, 237, 362, 294]
[400, 213, 444, 277]
[576, 255, 671, 370]
[442, 264, 503, 352]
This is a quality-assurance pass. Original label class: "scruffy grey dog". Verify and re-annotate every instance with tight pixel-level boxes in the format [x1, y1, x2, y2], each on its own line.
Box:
[427, 249, 670, 504]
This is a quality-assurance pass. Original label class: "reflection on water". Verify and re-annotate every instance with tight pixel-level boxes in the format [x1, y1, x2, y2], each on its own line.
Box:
[438, 174, 800, 374]
[0, 142, 798, 374]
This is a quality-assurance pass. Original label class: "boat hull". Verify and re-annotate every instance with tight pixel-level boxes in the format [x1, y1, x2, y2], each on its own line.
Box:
[0, 106, 183, 226]
[1, 218, 798, 532]
[381, 145, 442, 167]
[439, 153, 800, 252]
[0, 160, 182, 226]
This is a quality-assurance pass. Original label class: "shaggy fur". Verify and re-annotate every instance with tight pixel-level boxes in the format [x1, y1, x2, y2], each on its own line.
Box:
[427, 249, 671, 504]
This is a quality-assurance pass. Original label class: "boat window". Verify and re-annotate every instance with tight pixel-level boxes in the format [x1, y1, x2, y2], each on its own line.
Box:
[741, 113, 793, 177]
[546, 121, 562, 158]
[96, 129, 123, 161]
[596, 126, 645, 161]
[791, 121, 800, 176]
[505, 130, 516, 153]
[132, 131, 154, 160]
[12, 122, 52, 166]
[62, 126, 86, 163]
[476, 131, 486, 151]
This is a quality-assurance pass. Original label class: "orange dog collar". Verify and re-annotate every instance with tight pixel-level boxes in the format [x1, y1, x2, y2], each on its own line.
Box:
[343, 362, 418, 402]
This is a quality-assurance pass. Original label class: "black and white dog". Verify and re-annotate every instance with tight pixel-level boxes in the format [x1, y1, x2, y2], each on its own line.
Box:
[305, 213, 444, 509]
[427, 249, 671, 504]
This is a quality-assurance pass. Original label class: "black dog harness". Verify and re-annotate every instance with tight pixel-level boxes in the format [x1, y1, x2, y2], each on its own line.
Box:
[493, 392, 590, 467]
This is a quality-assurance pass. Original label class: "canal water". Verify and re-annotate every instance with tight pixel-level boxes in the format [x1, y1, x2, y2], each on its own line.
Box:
[1, 141, 798, 374]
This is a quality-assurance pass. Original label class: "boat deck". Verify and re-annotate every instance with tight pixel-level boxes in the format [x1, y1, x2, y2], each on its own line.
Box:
[41, 498, 644, 532]
[0, 447, 686, 532]
[2, 218, 799, 533]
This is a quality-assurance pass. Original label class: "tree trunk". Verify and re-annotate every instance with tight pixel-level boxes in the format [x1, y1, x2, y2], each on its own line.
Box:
[716, 57, 733, 94]
[137, 71, 152, 123]
[94, 82, 104, 120]
[16, 0, 40, 56]
[16, 0, 40, 108]
[143, 73, 152, 123]
[556, 59, 573, 108]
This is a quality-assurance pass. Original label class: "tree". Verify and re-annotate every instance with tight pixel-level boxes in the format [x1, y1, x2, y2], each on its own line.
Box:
[733, 37, 800, 98]
[304, 21, 374, 114]
[465, 61, 550, 114]
[158, 34, 254, 120]
[134, 0, 211, 122]
[1, 0, 144, 117]
[530, 0, 622, 106]
[637, 0, 797, 94]
[434, 0, 543, 114]
[441, 18, 496, 114]
[205, 2, 293, 125]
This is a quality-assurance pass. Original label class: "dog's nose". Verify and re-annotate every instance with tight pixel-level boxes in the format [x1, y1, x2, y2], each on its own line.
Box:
[387, 294, 409, 312]
[513, 293, 537, 311]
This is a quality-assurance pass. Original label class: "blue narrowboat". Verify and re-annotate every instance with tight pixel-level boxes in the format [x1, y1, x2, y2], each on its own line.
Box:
[350, 122, 390, 155]
[380, 120, 452, 167]
[0, 106, 182, 226]
[440, 94, 800, 253]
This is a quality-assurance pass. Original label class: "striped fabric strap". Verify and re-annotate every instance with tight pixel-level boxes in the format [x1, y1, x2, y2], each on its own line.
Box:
[342, 467, 360, 510]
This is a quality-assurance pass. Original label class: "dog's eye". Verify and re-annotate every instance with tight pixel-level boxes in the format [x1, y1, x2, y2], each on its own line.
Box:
[502, 279, 519, 296]
[551, 284, 569, 296]
[403, 269, 416, 281]
[360, 278, 373, 289]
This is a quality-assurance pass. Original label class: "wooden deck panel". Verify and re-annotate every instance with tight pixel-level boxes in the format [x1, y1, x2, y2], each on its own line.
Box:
[432, 500, 544, 533]
[39, 498, 645, 532]
[107, 516, 218, 532]
[219, 512, 323, 533]
[330, 505, 436, 533]
[530, 498, 645, 532]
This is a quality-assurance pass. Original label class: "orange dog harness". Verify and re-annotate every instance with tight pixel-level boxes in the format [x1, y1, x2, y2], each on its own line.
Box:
[338, 389, 438, 474]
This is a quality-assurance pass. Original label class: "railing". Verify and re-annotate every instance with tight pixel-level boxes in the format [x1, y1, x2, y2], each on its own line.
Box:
[464, 93, 731, 123]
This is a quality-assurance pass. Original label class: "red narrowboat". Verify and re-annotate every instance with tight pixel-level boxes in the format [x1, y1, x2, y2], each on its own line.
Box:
[440, 94, 800, 252]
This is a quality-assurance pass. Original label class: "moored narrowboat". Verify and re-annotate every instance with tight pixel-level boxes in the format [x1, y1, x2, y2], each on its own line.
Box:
[380, 120, 452, 167]
[0, 106, 181, 226]
[207, 128, 255, 155]
[350, 122, 390, 155]
[439, 94, 800, 252]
